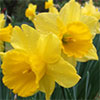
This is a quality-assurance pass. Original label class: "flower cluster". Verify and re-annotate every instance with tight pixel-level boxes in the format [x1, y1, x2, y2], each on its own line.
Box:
[0, 0, 100, 100]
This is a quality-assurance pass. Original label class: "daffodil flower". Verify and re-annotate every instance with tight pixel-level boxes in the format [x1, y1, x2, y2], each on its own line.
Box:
[0, 24, 13, 42]
[1, 24, 80, 100]
[82, 0, 100, 34]
[0, 14, 5, 28]
[45, 0, 58, 14]
[25, 3, 37, 22]
[45, 0, 53, 9]
[34, 0, 98, 62]
[0, 14, 5, 52]
[0, 13, 13, 42]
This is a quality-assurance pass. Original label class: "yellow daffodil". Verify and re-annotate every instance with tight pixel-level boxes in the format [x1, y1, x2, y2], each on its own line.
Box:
[82, 0, 100, 20]
[82, 0, 100, 34]
[0, 14, 5, 52]
[0, 24, 13, 42]
[0, 14, 5, 28]
[45, 0, 58, 14]
[0, 13, 13, 42]
[45, 0, 53, 9]
[25, 3, 37, 22]
[1, 24, 80, 100]
[34, 0, 98, 62]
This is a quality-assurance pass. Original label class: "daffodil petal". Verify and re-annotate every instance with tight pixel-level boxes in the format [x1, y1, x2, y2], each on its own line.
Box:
[39, 75, 55, 100]
[66, 22, 92, 40]
[0, 24, 13, 42]
[77, 45, 98, 62]
[61, 51, 77, 67]
[45, 0, 53, 9]
[25, 3, 37, 21]
[38, 33, 61, 63]
[63, 40, 92, 58]
[59, 0, 80, 25]
[1, 50, 39, 97]
[80, 15, 98, 35]
[82, 0, 100, 20]
[47, 57, 80, 88]
[0, 14, 5, 29]
[49, 6, 59, 14]
[34, 13, 59, 35]
[1, 50, 30, 74]
[11, 24, 39, 53]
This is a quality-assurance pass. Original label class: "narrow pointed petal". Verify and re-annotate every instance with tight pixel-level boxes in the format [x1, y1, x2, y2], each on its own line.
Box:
[59, 0, 81, 25]
[77, 45, 98, 62]
[39, 75, 55, 100]
[47, 57, 80, 88]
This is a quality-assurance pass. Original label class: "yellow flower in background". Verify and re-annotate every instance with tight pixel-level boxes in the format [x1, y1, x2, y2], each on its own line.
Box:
[0, 13, 5, 29]
[0, 14, 5, 52]
[1, 24, 80, 100]
[0, 24, 13, 42]
[0, 13, 13, 42]
[82, 0, 100, 33]
[45, 0, 53, 9]
[45, 0, 58, 14]
[82, 0, 100, 20]
[34, 0, 98, 62]
[25, 3, 37, 22]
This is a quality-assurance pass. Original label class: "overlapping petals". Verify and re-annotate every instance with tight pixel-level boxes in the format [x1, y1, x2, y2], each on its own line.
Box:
[1, 24, 80, 100]
[45, 0, 53, 9]
[34, 0, 98, 61]
[25, 3, 37, 21]
[82, 0, 100, 34]
[0, 24, 13, 42]
[1, 0, 99, 100]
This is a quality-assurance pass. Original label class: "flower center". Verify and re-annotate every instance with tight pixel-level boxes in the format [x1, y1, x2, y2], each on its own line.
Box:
[58, 22, 92, 57]
[22, 69, 32, 74]
[62, 34, 76, 44]
[21, 54, 46, 84]
[29, 55, 46, 84]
